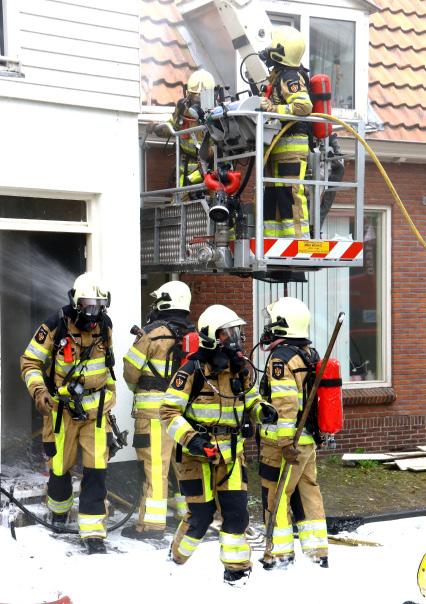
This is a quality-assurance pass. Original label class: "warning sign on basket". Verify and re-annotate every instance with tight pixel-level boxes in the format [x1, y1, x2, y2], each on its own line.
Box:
[298, 241, 330, 254]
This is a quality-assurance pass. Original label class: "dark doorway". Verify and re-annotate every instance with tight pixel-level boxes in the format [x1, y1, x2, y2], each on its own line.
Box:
[0, 231, 86, 467]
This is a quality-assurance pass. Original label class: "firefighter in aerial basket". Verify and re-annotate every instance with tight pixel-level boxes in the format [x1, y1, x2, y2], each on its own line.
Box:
[122, 281, 195, 540]
[259, 26, 312, 239]
[259, 297, 329, 569]
[160, 304, 278, 586]
[20, 272, 116, 555]
[154, 69, 216, 195]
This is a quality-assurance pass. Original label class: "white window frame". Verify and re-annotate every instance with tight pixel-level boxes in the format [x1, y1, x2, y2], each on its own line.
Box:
[0, 0, 23, 76]
[252, 204, 391, 388]
[262, 1, 370, 120]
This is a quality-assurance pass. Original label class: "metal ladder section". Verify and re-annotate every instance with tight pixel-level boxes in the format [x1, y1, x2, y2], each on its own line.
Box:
[139, 110, 365, 275]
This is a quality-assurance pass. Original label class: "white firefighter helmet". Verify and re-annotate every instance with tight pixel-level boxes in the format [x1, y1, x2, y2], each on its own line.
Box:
[198, 304, 246, 349]
[151, 280, 191, 312]
[187, 69, 215, 94]
[269, 26, 306, 68]
[70, 272, 110, 316]
[265, 296, 310, 338]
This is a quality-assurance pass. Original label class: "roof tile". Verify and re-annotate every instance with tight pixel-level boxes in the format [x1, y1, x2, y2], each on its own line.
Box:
[140, 0, 197, 106]
[368, 0, 426, 142]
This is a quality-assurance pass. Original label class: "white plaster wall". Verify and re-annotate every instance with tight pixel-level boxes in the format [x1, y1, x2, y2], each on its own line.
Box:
[0, 97, 141, 462]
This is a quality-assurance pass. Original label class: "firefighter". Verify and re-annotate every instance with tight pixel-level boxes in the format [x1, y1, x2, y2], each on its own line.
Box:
[259, 296, 328, 569]
[20, 272, 116, 554]
[154, 68, 215, 192]
[259, 26, 312, 239]
[160, 304, 278, 585]
[121, 280, 195, 540]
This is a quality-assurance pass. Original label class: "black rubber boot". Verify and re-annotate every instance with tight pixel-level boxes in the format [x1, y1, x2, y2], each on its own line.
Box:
[260, 555, 295, 570]
[51, 512, 68, 526]
[223, 568, 251, 586]
[312, 556, 329, 568]
[84, 538, 107, 555]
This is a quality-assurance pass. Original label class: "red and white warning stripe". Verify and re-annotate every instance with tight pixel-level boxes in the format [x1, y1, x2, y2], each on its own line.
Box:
[249, 239, 363, 261]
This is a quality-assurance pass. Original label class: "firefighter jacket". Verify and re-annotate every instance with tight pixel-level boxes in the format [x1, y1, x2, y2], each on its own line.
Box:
[160, 358, 265, 464]
[20, 305, 115, 418]
[269, 66, 312, 138]
[123, 315, 195, 421]
[261, 341, 316, 448]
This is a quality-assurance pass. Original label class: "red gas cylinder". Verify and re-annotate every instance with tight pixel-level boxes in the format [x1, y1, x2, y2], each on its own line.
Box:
[316, 357, 343, 433]
[181, 331, 200, 365]
[310, 74, 333, 139]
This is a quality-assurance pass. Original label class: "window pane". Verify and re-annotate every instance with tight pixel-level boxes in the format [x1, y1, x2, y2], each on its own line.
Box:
[0, 196, 87, 221]
[310, 17, 355, 109]
[253, 210, 386, 385]
[349, 212, 383, 381]
[0, 0, 4, 56]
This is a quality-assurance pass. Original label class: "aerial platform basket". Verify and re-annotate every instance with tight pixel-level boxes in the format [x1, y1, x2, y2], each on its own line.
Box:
[139, 108, 365, 278]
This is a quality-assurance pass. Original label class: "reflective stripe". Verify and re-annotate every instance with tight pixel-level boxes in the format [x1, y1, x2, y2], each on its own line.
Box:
[227, 461, 241, 490]
[298, 519, 329, 552]
[47, 494, 73, 514]
[178, 534, 201, 558]
[219, 531, 251, 564]
[216, 438, 244, 463]
[51, 408, 65, 476]
[124, 346, 147, 370]
[202, 462, 213, 501]
[25, 340, 50, 362]
[79, 514, 106, 539]
[220, 533, 246, 546]
[25, 369, 44, 388]
[135, 392, 165, 409]
[167, 416, 192, 443]
[174, 494, 188, 518]
[144, 496, 168, 524]
[94, 413, 107, 470]
[65, 389, 113, 413]
[150, 420, 163, 500]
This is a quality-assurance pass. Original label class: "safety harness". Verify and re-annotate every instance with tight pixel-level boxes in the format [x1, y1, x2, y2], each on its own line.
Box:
[46, 307, 115, 433]
[175, 359, 251, 487]
[137, 317, 195, 392]
[261, 343, 323, 446]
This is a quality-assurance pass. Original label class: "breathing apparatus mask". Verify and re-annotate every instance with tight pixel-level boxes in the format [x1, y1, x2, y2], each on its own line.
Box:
[260, 307, 289, 347]
[258, 46, 279, 70]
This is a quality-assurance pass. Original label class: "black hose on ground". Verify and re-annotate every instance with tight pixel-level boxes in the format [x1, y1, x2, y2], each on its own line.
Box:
[0, 469, 142, 538]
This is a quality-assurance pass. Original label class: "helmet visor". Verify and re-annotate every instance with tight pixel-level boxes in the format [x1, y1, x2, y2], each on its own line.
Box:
[78, 298, 106, 318]
[217, 326, 244, 350]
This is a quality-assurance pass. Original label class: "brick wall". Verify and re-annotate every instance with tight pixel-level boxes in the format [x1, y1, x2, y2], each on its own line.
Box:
[146, 146, 426, 453]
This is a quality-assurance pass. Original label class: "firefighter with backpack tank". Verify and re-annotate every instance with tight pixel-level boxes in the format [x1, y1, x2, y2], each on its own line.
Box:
[259, 26, 312, 239]
[259, 296, 329, 570]
[160, 304, 278, 586]
[121, 281, 195, 540]
[20, 272, 116, 555]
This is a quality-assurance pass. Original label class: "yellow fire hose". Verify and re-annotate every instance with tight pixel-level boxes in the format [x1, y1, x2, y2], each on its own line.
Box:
[262, 112, 426, 250]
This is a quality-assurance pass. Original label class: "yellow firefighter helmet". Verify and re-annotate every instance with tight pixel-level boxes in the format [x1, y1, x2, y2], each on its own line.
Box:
[150, 280, 191, 312]
[265, 296, 310, 338]
[269, 26, 306, 68]
[187, 69, 215, 94]
[418, 553, 426, 598]
[198, 304, 246, 349]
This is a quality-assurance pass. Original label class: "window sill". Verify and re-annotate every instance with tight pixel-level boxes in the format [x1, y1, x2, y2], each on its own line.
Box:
[343, 387, 396, 406]
[0, 56, 25, 78]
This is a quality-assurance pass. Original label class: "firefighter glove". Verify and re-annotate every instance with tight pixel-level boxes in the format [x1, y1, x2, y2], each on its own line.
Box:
[34, 388, 54, 416]
[260, 97, 277, 113]
[259, 402, 278, 424]
[187, 434, 218, 459]
[282, 444, 300, 465]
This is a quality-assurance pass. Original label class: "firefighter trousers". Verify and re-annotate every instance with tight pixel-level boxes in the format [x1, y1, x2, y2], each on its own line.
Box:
[260, 442, 328, 561]
[133, 417, 187, 532]
[45, 408, 112, 540]
[264, 135, 310, 239]
[171, 452, 251, 571]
